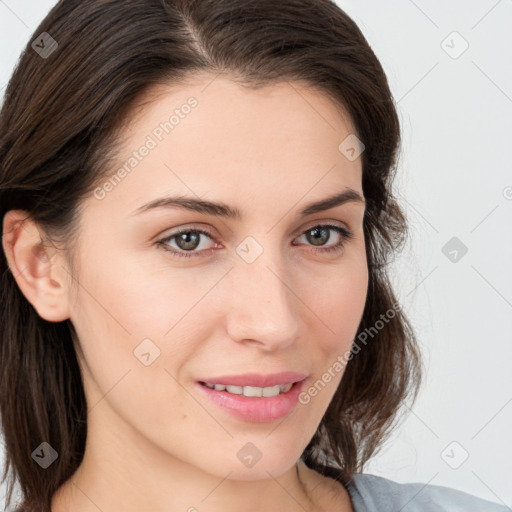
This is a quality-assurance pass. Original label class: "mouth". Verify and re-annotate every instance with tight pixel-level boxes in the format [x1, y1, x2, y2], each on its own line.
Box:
[195, 374, 308, 423]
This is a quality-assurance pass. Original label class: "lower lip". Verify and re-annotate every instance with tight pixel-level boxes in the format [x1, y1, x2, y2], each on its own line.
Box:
[196, 380, 306, 423]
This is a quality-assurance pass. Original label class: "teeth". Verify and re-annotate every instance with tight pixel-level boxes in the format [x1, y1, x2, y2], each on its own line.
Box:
[262, 385, 280, 397]
[243, 385, 263, 397]
[203, 382, 293, 396]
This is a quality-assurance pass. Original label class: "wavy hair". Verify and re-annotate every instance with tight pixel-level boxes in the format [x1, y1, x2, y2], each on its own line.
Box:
[0, 1, 423, 510]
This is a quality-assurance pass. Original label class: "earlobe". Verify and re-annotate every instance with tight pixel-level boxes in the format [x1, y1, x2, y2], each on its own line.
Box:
[2, 209, 71, 322]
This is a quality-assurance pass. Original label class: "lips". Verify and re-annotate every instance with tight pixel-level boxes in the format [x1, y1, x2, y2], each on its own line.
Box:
[196, 376, 307, 422]
[197, 371, 307, 388]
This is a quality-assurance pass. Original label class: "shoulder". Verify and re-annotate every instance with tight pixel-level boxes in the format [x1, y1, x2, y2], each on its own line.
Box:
[345, 473, 509, 512]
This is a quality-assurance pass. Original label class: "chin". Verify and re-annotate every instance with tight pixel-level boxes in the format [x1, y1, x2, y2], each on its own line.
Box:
[211, 440, 303, 481]
[220, 458, 298, 481]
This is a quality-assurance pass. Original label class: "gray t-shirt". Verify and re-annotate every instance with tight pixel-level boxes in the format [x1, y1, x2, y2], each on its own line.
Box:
[346, 473, 510, 511]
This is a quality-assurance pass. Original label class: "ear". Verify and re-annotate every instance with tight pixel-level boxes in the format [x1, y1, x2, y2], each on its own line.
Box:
[2, 209, 71, 322]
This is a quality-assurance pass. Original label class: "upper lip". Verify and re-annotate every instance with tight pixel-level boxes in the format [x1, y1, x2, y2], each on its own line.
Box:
[198, 372, 307, 388]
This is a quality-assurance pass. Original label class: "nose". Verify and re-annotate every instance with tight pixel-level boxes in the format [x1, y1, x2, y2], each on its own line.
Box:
[224, 249, 301, 351]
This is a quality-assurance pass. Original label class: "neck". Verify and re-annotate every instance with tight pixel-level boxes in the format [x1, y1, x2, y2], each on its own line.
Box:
[51, 415, 320, 512]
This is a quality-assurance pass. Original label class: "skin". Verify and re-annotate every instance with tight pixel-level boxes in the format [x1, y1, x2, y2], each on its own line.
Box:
[3, 72, 368, 512]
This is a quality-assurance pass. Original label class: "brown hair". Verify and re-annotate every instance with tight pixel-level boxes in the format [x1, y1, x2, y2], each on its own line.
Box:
[0, 1, 423, 510]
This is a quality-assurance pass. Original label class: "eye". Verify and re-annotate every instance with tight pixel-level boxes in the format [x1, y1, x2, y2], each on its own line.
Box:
[156, 224, 353, 259]
[156, 227, 218, 258]
[294, 224, 353, 255]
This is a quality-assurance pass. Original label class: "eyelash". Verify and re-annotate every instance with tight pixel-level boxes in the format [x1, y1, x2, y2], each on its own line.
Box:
[155, 224, 353, 259]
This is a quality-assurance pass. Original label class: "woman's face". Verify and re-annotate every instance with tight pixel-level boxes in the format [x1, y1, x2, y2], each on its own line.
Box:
[65, 73, 368, 479]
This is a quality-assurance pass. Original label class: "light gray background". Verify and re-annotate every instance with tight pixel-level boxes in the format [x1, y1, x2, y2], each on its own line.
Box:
[1, 0, 511, 508]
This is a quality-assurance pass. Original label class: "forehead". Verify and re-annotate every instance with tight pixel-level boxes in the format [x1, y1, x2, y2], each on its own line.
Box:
[127, 72, 354, 130]
[92, 73, 363, 219]
[118, 72, 358, 160]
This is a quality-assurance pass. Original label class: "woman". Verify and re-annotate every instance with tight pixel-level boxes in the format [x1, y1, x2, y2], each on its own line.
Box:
[0, 1, 507, 511]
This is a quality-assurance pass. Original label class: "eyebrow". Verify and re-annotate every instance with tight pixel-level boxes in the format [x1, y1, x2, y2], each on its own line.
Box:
[130, 188, 365, 219]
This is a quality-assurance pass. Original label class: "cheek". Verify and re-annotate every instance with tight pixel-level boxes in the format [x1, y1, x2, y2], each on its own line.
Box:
[297, 258, 368, 404]
[67, 246, 225, 406]
[304, 258, 368, 351]
[71, 242, 212, 345]
[68, 256, 202, 439]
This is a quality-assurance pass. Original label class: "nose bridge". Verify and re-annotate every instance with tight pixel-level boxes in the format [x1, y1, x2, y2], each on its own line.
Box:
[225, 242, 300, 348]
